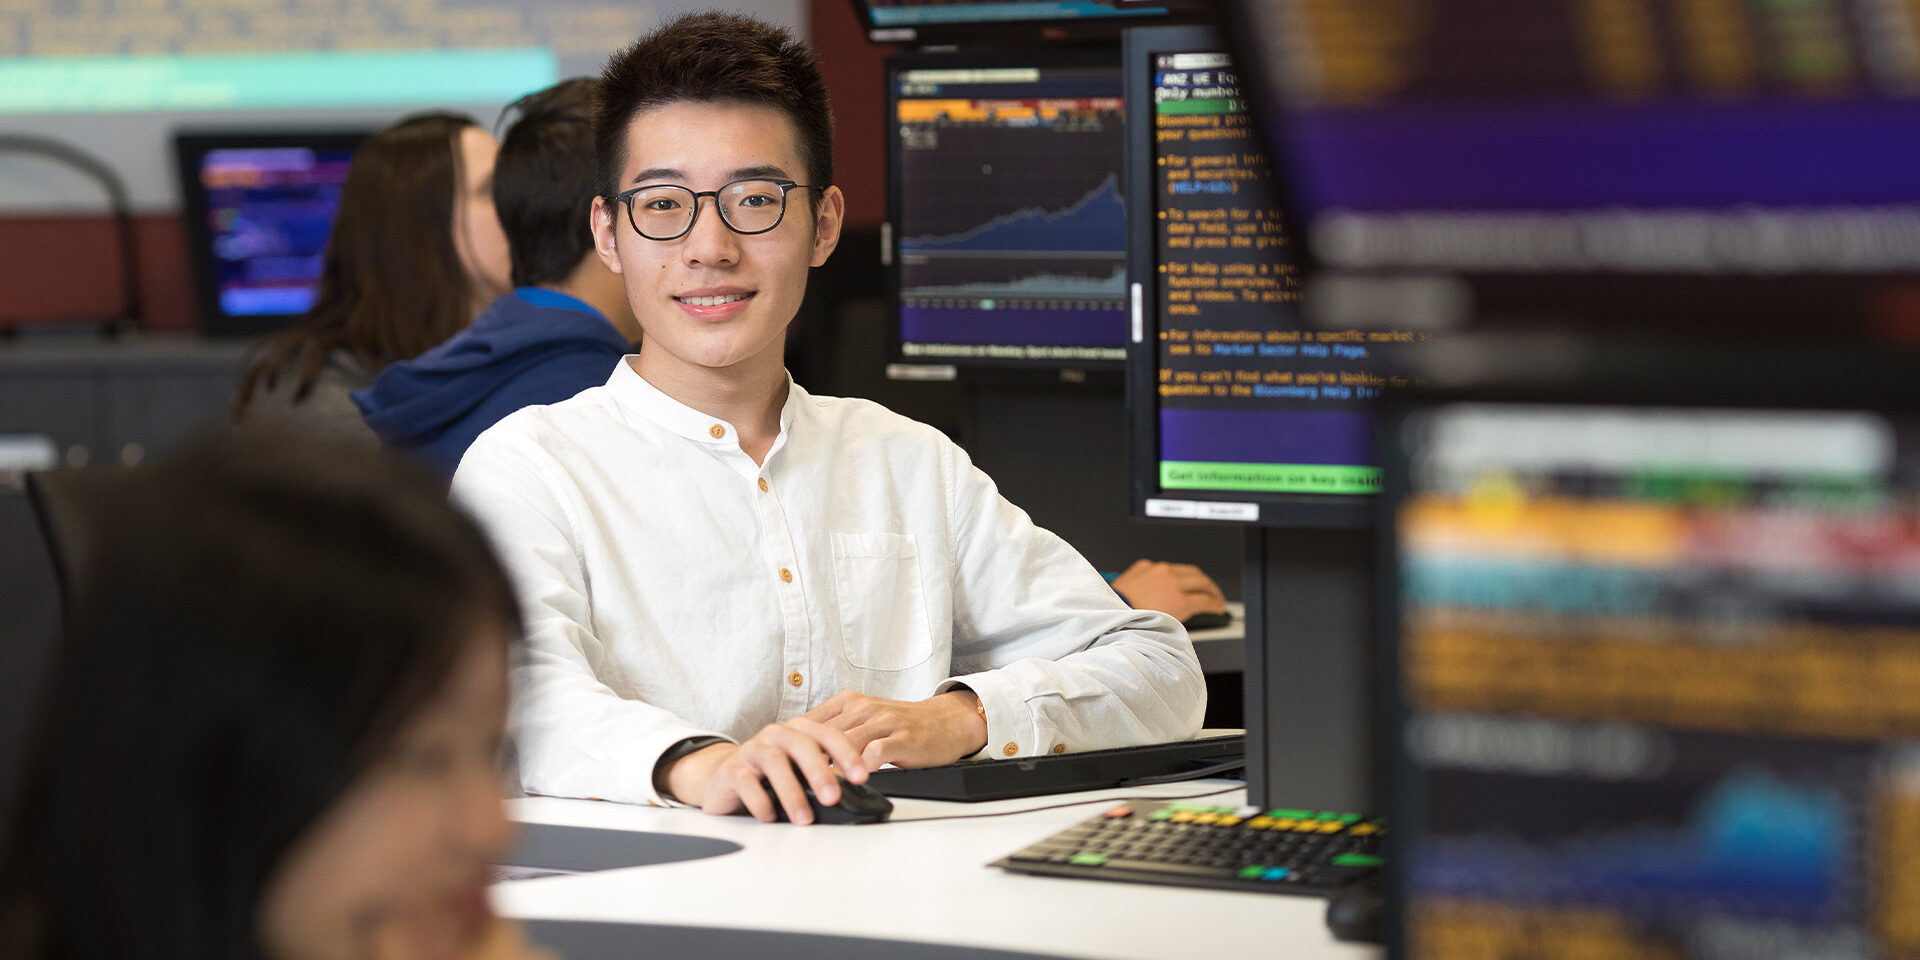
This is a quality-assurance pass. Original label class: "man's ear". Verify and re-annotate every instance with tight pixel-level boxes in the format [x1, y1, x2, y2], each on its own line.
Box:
[809, 186, 846, 268]
[590, 196, 623, 275]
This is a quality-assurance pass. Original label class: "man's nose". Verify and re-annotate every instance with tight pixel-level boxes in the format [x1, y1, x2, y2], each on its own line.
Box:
[682, 195, 741, 265]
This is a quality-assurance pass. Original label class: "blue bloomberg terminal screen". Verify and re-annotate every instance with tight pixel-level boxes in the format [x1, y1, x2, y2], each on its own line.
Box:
[1143, 45, 1413, 507]
[197, 145, 356, 318]
[1247, 0, 1920, 332]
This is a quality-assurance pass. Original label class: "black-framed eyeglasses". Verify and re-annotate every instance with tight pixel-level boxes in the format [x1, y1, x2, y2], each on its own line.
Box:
[604, 178, 823, 241]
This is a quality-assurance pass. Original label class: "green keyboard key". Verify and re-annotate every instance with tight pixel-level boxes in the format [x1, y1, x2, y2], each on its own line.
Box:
[1069, 852, 1110, 867]
[1237, 865, 1266, 879]
[1332, 853, 1382, 868]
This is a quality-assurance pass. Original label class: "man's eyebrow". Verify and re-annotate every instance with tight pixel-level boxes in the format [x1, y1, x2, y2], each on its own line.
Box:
[730, 164, 791, 181]
[629, 164, 795, 186]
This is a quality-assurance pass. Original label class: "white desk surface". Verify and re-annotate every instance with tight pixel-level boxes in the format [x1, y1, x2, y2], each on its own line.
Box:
[497, 779, 1381, 960]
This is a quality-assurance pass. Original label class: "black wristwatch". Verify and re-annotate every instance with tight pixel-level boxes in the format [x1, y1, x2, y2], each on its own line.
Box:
[652, 735, 730, 801]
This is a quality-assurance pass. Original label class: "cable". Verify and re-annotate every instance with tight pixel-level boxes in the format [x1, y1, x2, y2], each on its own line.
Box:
[0, 134, 142, 335]
[890, 784, 1244, 824]
[1117, 757, 1246, 787]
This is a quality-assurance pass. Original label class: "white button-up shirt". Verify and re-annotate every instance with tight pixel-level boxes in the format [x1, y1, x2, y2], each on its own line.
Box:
[452, 363, 1205, 805]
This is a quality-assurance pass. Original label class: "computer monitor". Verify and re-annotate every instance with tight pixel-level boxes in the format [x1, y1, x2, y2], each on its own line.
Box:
[1217, 0, 1920, 341]
[1381, 342, 1920, 958]
[886, 50, 1131, 376]
[1122, 24, 1417, 815]
[1124, 24, 1419, 529]
[174, 129, 369, 338]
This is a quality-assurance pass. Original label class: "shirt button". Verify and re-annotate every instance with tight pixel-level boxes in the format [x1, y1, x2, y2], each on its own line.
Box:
[1052, 744, 1067, 754]
[789, 671, 803, 687]
[779, 568, 793, 583]
[758, 477, 769, 492]
[709, 424, 725, 439]
[1002, 742, 1018, 757]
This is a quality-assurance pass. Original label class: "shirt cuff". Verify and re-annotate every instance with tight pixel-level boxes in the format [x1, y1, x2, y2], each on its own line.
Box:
[937, 672, 1045, 761]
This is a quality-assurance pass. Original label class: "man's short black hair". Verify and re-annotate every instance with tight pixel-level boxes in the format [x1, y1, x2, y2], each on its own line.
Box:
[495, 77, 599, 288]
[594, 12, 833, 206]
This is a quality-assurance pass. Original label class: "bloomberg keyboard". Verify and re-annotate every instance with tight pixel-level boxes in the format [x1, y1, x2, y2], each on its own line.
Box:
[864, 735, 1245, 802]
[994, 799, 1384, 896]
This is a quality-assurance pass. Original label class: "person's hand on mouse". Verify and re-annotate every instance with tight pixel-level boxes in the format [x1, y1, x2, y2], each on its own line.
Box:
[663, 718, 866, 825]
[1110, 559, 1227, 623]
[800, 689, 988, 770]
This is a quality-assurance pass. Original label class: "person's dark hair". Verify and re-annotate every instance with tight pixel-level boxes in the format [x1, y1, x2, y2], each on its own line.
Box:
[232, 112, 483, 423]
[495, 77, 599, 287]
[0, 430, 520, 960]
[594, 12, 833, 207]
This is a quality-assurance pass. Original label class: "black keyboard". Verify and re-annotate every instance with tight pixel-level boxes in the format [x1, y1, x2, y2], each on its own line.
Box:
[864, 735, 1244, 802]
[994, 799, 1384, 896]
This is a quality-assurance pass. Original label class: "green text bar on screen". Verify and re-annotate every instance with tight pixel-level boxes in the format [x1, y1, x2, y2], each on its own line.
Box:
[0, 48, 559, 114]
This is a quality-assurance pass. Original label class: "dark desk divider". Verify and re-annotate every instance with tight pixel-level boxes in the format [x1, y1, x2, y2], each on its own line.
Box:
[525, 920, 1078, 960]
[501, 823, 742, 874]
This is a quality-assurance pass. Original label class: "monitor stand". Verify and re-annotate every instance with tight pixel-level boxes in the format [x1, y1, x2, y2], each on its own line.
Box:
[1242, 526, 1377, 813]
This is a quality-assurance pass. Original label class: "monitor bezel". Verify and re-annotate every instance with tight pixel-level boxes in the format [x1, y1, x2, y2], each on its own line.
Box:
[849, 0, 1197, 47]
[1374, 338, 1920, 960]
[1122, 24, 1370, 530]
[883, 45, 1134, 381]
[173, 128, 371, 339]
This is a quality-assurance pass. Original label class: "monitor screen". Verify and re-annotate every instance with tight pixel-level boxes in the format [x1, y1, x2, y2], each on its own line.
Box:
[887, 51, 1130, 373]
[175, 130, 369, 337]
[1386, 377, 1920, 958]
[1219, 0, 1920, 340]
[1125, 25, 1417, 527]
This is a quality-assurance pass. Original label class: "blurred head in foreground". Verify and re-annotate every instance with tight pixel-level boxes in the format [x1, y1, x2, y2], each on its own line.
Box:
[0, 430, 522, 960]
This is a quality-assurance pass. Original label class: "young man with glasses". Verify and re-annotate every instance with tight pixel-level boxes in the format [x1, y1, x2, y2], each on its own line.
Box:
[452, 12, 1205, 825]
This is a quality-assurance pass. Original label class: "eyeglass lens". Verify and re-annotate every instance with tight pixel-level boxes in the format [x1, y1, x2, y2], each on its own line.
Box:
[626, 180, 788, 239]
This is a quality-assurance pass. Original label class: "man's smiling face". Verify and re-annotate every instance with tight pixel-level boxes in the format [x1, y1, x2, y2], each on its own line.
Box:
[592, 100, 844, 383]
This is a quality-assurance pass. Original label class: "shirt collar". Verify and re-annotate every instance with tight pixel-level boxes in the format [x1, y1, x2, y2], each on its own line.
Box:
[514, 286, 604, 318]
[603, 361, 803, 453]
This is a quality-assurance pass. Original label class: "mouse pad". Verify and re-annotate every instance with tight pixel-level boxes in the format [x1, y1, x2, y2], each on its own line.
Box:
[499, 823, 741, 876]
[525, 919, 1079, 960]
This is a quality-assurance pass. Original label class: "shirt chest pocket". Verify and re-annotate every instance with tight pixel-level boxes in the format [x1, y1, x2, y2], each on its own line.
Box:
[830, 531, 935, 672]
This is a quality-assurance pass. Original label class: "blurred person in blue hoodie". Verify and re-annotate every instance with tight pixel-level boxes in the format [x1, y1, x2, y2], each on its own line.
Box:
[355, 78, 641, 476]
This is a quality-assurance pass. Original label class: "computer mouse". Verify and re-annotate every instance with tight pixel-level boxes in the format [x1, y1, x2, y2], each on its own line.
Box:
[1182, 610, 1234, 631]
[1324, 876, 1385, 944]
[761, 773, 893, 825]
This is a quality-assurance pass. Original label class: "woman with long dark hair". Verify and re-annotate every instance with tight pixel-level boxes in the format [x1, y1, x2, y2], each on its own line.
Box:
[0, 431, 548, 960]
[232, 113, 512, 438]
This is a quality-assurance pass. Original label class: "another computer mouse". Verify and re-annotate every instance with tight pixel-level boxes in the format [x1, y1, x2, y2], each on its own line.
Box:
[1182, 610, 1234, 631]
[1324, 876, 1385, 944]
[761, 773, 894, 825]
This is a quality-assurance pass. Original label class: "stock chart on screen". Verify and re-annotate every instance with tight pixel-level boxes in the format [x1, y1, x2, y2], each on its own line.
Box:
[890, 58, 1129, 367]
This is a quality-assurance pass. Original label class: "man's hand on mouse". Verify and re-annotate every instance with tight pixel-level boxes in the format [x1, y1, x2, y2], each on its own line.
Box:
[800, 689, 988, 770]
[664, 718, 866, 825]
